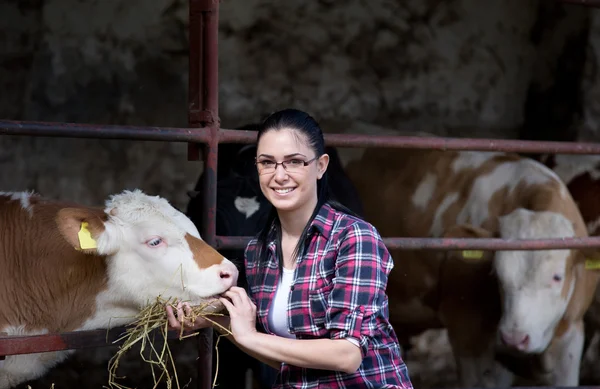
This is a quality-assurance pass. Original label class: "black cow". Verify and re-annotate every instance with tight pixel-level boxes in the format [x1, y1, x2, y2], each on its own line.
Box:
[186, 124, 365, 389]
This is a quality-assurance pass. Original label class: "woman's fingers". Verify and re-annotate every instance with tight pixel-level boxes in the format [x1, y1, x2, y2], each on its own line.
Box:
[222, 288, 247, 308]
[166, 302, 206, 329]
[166, 304, 182, 329]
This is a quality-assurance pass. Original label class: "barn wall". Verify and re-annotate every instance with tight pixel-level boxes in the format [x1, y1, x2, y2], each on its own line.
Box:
[0, 0, 596, 388]
[0, 0, 589, 210]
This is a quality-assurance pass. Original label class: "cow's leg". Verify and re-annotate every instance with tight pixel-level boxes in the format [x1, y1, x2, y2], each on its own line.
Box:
[444, 322, 513, 387]
[0, 350, 72, 389]
[543, 320, 584, 386]
[438, 257, 513, 387]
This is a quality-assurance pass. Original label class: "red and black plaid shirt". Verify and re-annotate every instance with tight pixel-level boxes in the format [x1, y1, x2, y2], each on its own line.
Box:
[245, 203, 413, 389]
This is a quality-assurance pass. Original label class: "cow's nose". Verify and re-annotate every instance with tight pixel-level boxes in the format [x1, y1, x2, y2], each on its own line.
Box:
[500, 330, 530, 350]
[219, 262, 239, 288]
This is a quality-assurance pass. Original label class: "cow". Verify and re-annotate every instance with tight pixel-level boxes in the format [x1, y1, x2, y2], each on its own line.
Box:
[186, 123, 365, 389]
[342, 147, 600, 387]
[0, 189, 239, 389]
[534, 153, 600, 365]
[538, 153, 600, 236]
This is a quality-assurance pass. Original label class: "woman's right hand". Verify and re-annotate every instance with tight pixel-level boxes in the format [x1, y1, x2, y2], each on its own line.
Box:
[166, 302, 212, 331]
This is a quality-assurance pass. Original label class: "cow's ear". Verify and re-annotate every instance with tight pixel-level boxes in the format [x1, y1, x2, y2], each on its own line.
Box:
[56, 208, 108, 255]
[442, 224, 495, 264]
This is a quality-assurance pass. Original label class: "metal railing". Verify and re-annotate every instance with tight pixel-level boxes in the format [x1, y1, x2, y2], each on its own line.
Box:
[1, 0, 600, 389]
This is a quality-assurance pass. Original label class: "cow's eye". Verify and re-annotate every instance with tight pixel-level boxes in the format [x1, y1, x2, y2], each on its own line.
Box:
[147, 237, 163, 247]
[552, 274, 562, 282]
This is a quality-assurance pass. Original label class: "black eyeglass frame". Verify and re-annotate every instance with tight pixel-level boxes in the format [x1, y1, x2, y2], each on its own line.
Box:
[254, 156, 319, 173]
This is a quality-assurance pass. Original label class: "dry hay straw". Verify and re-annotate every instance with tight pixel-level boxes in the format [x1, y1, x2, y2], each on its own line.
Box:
[104, 296, 231, 389]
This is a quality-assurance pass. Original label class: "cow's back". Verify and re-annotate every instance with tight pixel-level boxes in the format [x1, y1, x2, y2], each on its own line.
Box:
[346, 149, 584, 237]
[344, 149, 588, 338]
[0, 194, 107, 333]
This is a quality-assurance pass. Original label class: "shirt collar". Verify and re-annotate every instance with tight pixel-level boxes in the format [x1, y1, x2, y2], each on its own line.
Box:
[266, 202, 336, 249]
[308, 202, 336, 240]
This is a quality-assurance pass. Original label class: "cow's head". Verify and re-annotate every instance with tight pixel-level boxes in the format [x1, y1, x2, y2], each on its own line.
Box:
[493, 209, 577, 353]
[448, 208, 580, 354]
[55, 189, 238, 311]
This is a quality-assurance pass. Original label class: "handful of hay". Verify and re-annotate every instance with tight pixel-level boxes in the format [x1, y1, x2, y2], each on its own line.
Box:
[105, 296, 232, 389]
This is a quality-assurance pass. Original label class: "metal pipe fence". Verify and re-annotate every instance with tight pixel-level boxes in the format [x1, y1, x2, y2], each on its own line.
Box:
[0, 0, 599, 388]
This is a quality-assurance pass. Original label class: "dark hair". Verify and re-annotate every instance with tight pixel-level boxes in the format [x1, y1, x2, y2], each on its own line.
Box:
[254, 108, 358, 272]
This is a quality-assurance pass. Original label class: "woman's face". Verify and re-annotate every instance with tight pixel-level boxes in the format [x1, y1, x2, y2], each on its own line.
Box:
[255, 128, 329, 214]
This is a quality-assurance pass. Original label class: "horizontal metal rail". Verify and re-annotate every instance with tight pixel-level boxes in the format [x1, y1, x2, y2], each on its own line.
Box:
[216, 236, 600, 251]
[6, 119, 600, 253]
[435, 387, 600, 389]
[559, 0, 600, 7]
[0, 120, 213, 143]
[5, 119, 600, 154]
[0, 327, 201, 356]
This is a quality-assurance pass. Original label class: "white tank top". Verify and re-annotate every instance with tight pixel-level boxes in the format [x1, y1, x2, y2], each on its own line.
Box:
[267, 267, 360, 349]
[268, 267, 296, 339]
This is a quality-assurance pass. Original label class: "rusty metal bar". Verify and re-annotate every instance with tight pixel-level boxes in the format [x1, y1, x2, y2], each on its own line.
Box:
[321, 133, 600, 154]
[218, 129, 600, 154]
[215, 235, 600, 251]
[0, 120, 212, 142]
[434, 387, 600, 389]
[0, 327, 200, 356]
[188, 0, 220, 388]
[5, 121, 600, 155]
[559, 0, 600, 7]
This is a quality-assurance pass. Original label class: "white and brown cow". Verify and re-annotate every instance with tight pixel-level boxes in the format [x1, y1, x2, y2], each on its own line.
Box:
[343, 148, 600, 387]
[0, 189, 238, 389]
[539, 153, 600, 236]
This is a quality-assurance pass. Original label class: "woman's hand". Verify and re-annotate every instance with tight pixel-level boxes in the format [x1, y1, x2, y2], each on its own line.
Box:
[166, 301, 212, 331]
[219, 286, 258, 346]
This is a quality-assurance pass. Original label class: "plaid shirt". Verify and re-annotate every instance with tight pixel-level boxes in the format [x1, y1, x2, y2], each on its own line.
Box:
[245, 203, 413, 389]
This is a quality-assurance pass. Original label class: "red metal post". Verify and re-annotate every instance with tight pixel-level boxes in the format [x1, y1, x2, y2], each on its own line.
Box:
[188, 0, 220, 162]
[188, 1, 220, 388]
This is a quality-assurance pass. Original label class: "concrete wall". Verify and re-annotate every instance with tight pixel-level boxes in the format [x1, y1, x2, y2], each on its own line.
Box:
[0, 0, 597, 388]
[0, 0, 590, 210]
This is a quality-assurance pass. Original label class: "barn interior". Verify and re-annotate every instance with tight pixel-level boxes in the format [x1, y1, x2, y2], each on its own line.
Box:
[2, 0, 600, 388]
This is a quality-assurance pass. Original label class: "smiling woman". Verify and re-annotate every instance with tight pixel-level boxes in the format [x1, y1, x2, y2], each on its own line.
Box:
[167, 108, 414, 389]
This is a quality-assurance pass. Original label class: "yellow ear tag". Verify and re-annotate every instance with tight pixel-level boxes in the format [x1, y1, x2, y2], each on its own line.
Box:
[462, 250, 483, 260]
[585, 258, 600, 270]
[78, 222, 98, 250]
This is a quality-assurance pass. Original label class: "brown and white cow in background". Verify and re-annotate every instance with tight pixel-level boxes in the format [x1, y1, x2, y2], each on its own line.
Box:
[535, 152, 600, 371]
[538, 153, 600, 236]
[341, 146, 600, 387]
[0, 189, 238, 389]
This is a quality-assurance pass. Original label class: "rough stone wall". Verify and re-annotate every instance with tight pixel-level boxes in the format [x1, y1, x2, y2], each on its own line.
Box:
[219, 0, 541, 138]
[578, 10, 600, 142]
[0, 0, 589, 209]
[0, 0, 597, 388]
[0, 0, 197, 210]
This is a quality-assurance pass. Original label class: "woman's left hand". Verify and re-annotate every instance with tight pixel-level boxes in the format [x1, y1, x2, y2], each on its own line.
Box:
[219, 286, 258, 346]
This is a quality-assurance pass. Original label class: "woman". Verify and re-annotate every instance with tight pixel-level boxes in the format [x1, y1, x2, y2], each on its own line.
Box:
[167, 109, 413, 388]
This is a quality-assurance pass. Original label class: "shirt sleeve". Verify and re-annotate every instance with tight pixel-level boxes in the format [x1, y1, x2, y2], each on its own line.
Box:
[244, 239, 266, 333]
[324, 221, 394, 357]
[243, 238, 259, 305]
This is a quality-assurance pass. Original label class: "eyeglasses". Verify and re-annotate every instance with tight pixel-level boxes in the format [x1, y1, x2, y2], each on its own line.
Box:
[255, 156, 318, 175]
